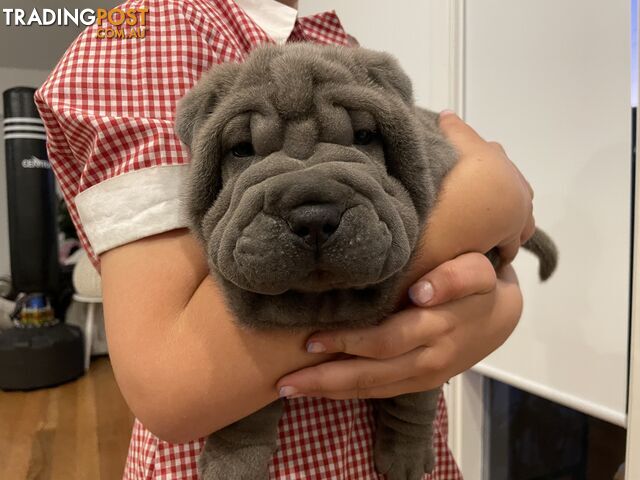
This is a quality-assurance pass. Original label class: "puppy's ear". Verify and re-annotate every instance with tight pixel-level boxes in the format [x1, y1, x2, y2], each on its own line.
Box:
[174, 87, 208, 148]
[174, 62, 241, 148]
[355, 49, 413, 105]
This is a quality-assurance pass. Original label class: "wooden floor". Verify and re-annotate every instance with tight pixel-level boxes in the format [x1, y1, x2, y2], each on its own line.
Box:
[0, 357, 134, 480]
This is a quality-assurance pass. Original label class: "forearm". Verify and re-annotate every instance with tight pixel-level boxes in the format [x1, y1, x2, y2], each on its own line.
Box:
[101, 230, 331, 443]
[403, 151, 528, 289]
[103, 151, 524, 442]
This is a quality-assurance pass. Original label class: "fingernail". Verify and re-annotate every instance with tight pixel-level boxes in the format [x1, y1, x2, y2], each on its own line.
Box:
[306, 342, 326, 353]
[409, 281, 434, 305]
[279, 386, 298, 397]
[440, 109, 456, 117]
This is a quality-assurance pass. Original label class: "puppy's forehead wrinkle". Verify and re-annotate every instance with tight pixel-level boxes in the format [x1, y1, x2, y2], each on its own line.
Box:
[282, 117, 318, 160]
[235, 45, 368, 120]
[250, 110, 283, 156]
[208, 84, 277, 129]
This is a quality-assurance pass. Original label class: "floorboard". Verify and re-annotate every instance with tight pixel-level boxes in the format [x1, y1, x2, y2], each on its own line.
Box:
[0, 357, 133, 480]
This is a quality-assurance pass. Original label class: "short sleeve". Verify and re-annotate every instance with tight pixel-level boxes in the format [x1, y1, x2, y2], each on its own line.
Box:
[34, 0, 230, 271]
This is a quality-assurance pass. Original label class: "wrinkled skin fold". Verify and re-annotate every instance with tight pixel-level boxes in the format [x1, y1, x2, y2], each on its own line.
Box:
[175, 43, 557, 480]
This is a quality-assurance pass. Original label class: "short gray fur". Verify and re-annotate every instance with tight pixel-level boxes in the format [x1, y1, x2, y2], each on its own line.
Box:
[175, 43, 557, 480]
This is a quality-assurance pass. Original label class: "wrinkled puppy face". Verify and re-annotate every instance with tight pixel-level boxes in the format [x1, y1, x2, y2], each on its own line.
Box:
[176, 44, 440, 329]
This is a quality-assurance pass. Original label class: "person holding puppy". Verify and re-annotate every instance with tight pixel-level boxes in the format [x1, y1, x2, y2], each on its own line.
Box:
[35, 0, 534, 478]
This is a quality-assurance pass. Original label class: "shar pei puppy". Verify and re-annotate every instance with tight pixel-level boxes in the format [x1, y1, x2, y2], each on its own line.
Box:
[175, 43, 557, 480]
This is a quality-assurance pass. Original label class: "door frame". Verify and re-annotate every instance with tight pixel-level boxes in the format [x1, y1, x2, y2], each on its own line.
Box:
[430, 0, 488, 476]
[625, 0, 639, 465]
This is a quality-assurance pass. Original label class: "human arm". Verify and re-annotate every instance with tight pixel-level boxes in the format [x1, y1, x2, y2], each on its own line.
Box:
[101, 113, 532, 440]
[100, 229, 332, 442]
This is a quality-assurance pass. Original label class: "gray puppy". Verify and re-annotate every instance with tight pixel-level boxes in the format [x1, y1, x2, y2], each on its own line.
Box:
[175, 43, 557, 480]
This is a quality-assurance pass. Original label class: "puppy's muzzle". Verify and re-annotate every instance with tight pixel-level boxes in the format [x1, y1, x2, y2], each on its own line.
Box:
[286, 203, 343, 249]
[210, 155, 418, 295]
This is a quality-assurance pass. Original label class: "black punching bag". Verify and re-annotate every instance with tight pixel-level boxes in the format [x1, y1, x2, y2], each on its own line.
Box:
[0, 87, 84, 390]
[4, 87, 59, 293]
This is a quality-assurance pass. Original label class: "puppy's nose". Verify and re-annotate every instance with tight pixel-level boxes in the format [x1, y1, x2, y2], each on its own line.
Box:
[287, 203, 343, 247]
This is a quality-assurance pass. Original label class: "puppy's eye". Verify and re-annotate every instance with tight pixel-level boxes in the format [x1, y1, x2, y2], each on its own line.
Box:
[231, 142, 255, 157]
[353, 129, 378, 146]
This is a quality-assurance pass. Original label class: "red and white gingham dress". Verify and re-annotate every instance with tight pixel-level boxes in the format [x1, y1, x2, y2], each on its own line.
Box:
[35, 0, 463, 478]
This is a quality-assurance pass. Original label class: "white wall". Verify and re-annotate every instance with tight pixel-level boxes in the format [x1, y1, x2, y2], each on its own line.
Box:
[466, 0, 631, 426]
[298, 1, 456, 111]
[0, 67, 51, 278]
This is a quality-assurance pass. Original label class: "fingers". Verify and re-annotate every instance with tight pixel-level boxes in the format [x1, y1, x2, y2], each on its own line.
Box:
[277, 347, 445, 399]
[305, 307, 453, 359]
[487, 141, 531, 194]
[499, 200, 535, 260]
[279, 268, 525, 401]
[487, 141, 506, 155]
[300, 376, 437, 400]
[438, 110, 486, 155]
[521, 210, 536, 244]
[498, 238, 521, 264]
[504, 154, 534, 201]
[305, 253, 497, 358]
[408, 252, 497, 307]
[496, 262, 519, 285]
[278, 356, 410, 397]
[439, 112, 536, 260]
[487, 266, 523, 342]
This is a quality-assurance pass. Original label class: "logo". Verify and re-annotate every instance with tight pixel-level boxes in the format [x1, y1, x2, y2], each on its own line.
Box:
[21, 156, 51, 169]
[2, 8, 148, 39]
[95, 7, 148, 39]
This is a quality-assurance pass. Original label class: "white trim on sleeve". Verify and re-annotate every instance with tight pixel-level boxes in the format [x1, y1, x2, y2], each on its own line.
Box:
[75, 165, 192, 255]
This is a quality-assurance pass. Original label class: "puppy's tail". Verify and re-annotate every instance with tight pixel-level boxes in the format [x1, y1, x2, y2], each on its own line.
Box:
[485, 228, 558, 281]
[523, 228, 558, 281]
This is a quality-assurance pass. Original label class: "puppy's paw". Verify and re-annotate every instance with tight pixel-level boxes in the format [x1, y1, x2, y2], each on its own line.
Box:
[198, 446, 270, 480]
[374, 428, 433, 480]
[198, 401, 282, 480]
[423, 446, 435, 475]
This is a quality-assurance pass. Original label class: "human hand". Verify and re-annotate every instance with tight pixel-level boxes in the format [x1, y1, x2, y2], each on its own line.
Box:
[423, 112, 535, 266]
[277, 252, 522, 399]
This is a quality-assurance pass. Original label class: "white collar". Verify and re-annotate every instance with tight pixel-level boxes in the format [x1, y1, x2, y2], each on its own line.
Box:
[235, 0, 298, 44]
